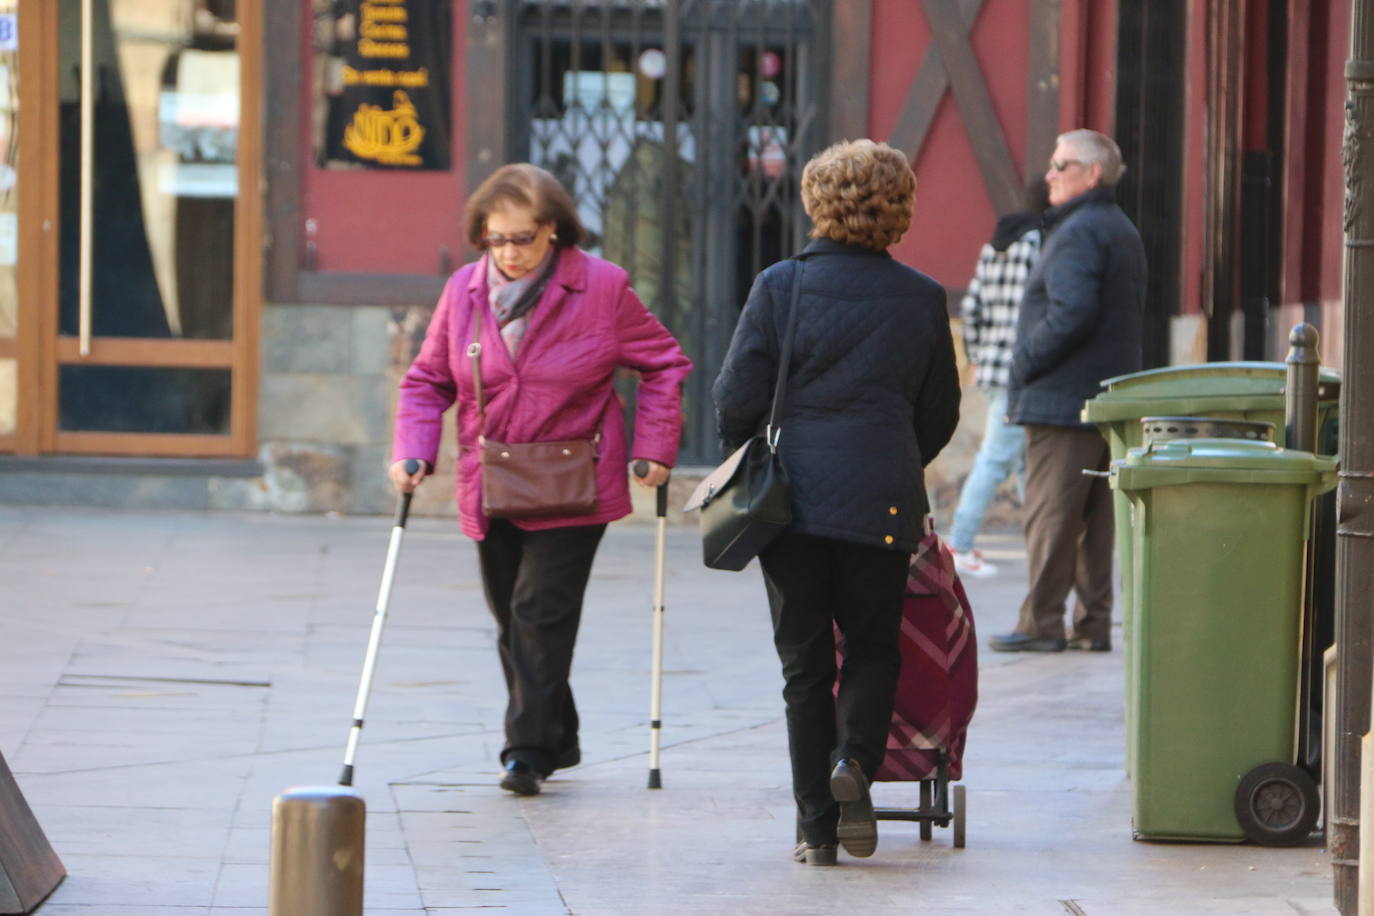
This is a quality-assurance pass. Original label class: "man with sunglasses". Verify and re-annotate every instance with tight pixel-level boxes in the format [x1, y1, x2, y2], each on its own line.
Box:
[989, 129, 1146, 654]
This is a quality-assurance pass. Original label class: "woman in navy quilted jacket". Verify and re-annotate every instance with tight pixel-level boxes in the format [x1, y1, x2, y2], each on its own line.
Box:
[713, 139, 960, 865]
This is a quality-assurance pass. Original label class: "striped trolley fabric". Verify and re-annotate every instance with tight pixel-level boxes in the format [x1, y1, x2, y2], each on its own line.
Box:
[836, 531, 979, 782]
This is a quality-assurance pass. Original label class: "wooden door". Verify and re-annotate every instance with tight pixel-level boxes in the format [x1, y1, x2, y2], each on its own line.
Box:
[6, 0, 261, 458]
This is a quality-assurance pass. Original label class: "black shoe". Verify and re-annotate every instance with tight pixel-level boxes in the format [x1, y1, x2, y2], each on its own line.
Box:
[829, 759, 877, 858]
[989, 632, 1067, 653]
[1066, 636, 1111, 652]
[499, 759, 543, 796]
[553, 745, 581, 770]
[792, 841, 838, 866]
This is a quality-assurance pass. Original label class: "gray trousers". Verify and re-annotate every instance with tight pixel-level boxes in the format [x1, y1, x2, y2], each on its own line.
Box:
[1015, 424, 1114, 641]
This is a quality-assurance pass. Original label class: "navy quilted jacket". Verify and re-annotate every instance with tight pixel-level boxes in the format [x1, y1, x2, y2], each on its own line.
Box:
[712, 238, 961, 552]
[1007, 186, 1147, 428]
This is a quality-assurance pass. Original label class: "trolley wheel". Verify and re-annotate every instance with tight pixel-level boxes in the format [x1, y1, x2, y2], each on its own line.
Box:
[1234, 762, 1319, 847]
[919, 781, 933, 841]
[952, 784, 966, 849]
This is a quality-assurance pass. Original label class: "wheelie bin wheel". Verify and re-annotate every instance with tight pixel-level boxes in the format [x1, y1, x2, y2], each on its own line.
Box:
[1234, 762, 1319, 846]
[952, 784, 966, 849]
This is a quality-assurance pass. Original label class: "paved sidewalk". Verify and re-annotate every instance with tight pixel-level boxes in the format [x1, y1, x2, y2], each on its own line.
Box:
[0, 506, 1337, 914]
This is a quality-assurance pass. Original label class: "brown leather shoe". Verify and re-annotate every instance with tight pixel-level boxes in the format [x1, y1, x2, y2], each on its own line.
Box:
[1066, 636, 1111, 651]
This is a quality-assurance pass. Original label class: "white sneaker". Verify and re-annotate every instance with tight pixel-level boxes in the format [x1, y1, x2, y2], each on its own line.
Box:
[950, 548, 998, 578]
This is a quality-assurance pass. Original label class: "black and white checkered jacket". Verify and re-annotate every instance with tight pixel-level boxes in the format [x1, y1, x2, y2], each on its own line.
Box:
[960, 228, 1041, 389]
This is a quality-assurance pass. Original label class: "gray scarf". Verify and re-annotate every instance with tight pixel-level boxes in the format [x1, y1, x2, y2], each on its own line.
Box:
[486, 248, 558, 356]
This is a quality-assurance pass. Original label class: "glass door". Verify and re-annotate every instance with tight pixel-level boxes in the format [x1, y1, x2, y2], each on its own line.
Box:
[16, 0, 260, 458]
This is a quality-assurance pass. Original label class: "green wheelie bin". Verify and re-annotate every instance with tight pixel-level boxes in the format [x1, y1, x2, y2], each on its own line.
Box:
[1082, 362, 1341, 776]
[1111, 438, 1336, 844]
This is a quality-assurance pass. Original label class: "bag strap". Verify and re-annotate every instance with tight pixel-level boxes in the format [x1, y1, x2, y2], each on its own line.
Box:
[466, 307, 487, 442]
[765, 259, 805, 452]
[463, 303, 600, 447]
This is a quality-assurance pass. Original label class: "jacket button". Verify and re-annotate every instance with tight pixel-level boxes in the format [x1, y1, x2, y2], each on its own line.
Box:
[889, 506, 898, 515]
[884, 535, 894, 545]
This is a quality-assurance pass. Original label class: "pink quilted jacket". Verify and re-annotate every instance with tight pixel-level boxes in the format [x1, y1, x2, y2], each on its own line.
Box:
[393, 247, 692, 540]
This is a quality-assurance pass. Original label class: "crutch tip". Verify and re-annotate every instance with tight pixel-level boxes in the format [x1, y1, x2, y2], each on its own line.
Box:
[647, 769, 662, 789]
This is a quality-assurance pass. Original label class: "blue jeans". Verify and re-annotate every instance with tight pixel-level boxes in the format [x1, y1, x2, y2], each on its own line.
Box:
[948, 388, 1025, 553]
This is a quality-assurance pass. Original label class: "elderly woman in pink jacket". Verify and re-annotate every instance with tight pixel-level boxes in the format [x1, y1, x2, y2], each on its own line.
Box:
[390, 163, 692, 796]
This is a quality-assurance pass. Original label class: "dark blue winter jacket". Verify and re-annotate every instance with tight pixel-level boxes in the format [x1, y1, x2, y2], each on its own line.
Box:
[712, 238, 960, 552]
[1007, 186, 1147, 428]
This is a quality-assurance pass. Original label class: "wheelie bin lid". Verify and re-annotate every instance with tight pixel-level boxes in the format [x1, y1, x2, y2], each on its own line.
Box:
[1082, 361, 1341, 424]
[1111, 438, 1338, 493]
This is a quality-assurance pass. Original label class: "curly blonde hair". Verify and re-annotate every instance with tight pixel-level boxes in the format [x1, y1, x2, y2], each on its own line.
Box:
[801, 139, 915, 250]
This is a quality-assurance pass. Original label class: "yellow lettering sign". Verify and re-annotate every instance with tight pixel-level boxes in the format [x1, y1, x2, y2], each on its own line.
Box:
[398, 67, 428, 87]
[357, 37, 410, 58]
[342, 90, 425, 166]
[341, 67, 429, 88]
[361, 21, 407, 40]
[361, 3, 408, 20]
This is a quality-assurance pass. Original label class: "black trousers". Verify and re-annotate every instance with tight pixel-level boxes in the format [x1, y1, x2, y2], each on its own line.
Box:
[476, 519, 607, 775]
[758, 531, 910, 845]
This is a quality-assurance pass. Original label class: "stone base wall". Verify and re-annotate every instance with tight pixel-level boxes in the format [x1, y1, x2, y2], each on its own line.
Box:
[211, 302, 443, 516]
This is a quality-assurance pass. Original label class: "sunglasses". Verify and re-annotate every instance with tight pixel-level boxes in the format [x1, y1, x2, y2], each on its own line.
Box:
[482, 230, 541, 249]
[1049, 158, 1083, 173]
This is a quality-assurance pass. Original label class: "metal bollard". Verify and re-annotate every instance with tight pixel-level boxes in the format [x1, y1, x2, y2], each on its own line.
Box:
[268, 786, 365, 916]
[1285, 322, 1320, 453]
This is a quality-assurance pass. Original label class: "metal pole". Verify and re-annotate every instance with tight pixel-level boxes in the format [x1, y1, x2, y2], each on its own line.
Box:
[1336, 10, 1374, 909]
[1287, 324, 1322, 790]
[1285, 323, 1321, 453]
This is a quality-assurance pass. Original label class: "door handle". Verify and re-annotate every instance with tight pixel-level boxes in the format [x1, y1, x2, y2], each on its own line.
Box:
[78, 0, 94, 356]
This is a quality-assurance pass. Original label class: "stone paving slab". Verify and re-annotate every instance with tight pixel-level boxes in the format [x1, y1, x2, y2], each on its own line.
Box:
[0, 506, 1339, 914]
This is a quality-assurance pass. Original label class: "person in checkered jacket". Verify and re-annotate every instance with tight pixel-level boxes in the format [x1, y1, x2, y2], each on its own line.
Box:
[947, 181, 1048, 578]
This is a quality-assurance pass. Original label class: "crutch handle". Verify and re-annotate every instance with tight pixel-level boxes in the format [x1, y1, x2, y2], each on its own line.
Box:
[632, 461, 670, 518]
[394, 459, 421, 528]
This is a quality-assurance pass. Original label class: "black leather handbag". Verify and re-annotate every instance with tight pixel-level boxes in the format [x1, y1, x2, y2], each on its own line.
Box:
[684, 260, 804, 570]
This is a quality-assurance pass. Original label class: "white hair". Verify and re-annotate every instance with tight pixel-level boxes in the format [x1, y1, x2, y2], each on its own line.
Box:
[1058, 129, 1125, 186]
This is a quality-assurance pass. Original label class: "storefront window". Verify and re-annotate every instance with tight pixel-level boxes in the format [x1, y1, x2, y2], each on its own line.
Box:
[52, 0, 240, 437]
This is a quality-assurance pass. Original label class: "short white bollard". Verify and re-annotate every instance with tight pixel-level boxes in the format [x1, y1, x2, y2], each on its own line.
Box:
[268, 786, 364, 916]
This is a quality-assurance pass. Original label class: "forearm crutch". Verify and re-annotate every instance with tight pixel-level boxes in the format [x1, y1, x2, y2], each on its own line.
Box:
[340, 459, 419, 786]
[648, 480, 668, 788]
[636, 463, 670, 789]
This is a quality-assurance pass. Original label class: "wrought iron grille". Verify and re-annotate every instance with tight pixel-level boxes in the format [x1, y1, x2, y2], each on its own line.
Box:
[514, 0, 830, 464]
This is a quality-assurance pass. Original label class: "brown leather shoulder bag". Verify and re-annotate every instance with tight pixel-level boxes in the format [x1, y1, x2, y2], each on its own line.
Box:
[467, 309, 599, 520]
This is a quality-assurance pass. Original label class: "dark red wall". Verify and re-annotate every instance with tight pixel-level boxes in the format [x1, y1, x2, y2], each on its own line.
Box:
[868, 0, 1116, 292]
[869, 0, 1030, 290]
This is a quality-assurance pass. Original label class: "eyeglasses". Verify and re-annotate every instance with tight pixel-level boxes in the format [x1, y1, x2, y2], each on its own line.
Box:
[1049, 158, 1083, 173]
[482, 230, 541, 249]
